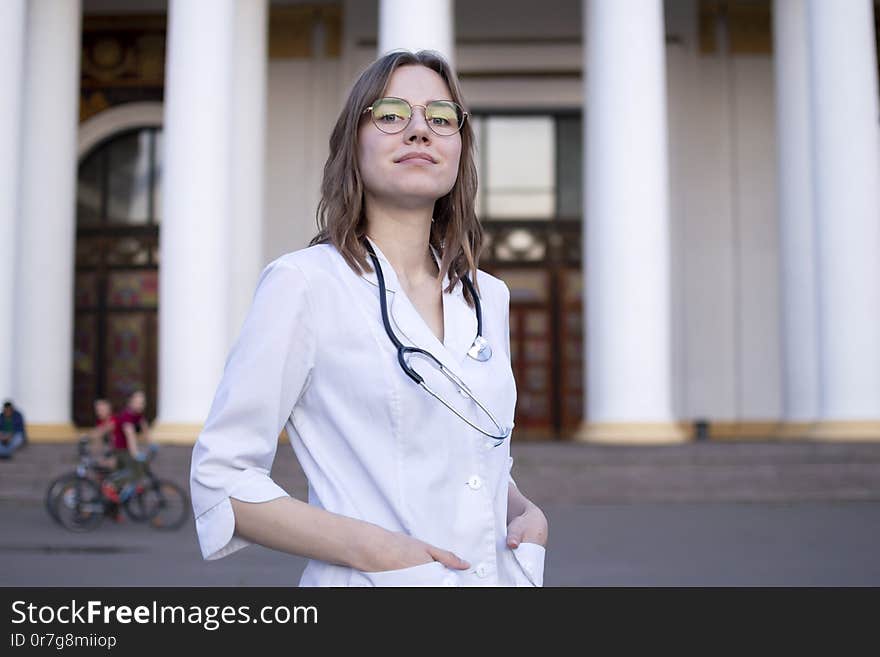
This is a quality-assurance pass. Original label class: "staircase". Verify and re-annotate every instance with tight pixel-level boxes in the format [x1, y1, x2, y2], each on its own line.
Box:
[2, 440, 879, 505]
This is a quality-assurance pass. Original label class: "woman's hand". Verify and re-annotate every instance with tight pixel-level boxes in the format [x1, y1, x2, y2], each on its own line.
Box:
[359, 530, 471, 573]
[506, 501, 548, 549]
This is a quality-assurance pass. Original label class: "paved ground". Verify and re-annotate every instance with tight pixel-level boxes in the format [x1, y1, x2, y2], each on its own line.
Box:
[1, 440, 879, 586]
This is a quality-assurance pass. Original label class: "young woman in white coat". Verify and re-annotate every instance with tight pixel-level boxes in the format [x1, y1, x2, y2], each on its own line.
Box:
[190, 50, 549, 586]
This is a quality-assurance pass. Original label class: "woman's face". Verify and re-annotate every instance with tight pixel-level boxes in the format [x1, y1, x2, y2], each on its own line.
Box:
[357, 65, 462, 210]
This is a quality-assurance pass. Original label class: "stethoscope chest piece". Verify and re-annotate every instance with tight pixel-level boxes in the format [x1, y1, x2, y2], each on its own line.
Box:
[363, 237, 510, 442]
[467, 335, 492, 362]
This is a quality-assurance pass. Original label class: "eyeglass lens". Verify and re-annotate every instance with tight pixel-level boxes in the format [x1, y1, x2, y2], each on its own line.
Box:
[370, 98, 463, 135]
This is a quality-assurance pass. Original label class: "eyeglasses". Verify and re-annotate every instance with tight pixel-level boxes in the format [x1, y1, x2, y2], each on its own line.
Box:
[363, 97, 468, 136]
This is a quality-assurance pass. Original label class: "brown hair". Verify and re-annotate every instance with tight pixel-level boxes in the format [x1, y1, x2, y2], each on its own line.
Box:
[308, 49, 482, 305]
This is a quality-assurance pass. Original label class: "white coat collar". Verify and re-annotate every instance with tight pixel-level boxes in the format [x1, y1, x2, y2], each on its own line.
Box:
[359, 235, 479, 374]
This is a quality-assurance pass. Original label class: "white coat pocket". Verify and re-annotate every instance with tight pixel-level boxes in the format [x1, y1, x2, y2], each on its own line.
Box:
[510, 542, 546, 587]
[348, 559, 450, 587]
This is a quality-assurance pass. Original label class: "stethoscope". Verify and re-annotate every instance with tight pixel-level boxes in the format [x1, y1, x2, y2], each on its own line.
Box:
[364, 239, 512, 444]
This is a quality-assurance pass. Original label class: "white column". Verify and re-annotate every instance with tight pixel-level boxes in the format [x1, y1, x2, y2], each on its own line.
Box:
[806, 0, 880, 440]
[378, 0, 454, 65]
[157, 0, 236, 441]
[0, 0, 26, 401]
[773, 0, 819, 438]
[577, 0, 685, 443]
[229, 0, 268, 338]
[16, 0, 81, 437]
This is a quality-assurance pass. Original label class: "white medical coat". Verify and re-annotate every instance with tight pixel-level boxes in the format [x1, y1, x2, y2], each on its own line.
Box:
[190, 236, 546, 586]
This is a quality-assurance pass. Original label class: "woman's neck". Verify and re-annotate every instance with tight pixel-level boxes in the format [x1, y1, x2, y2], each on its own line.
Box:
[364, 198, 438, 286]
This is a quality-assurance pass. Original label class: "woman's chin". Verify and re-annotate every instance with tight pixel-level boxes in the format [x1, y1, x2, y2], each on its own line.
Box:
[383, 185, 453, 206]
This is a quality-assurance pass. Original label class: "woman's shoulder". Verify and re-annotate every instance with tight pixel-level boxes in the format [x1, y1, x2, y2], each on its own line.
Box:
[266, 242, 337, 276]
[257, 243, 345, 292]
[471, 268, 511, 304]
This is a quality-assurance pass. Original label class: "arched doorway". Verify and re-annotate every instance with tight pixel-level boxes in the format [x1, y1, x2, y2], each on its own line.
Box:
[72, 126, 162, 426]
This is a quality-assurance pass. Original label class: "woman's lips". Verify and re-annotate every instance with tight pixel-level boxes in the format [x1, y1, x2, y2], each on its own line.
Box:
[395, 153, 436, 164]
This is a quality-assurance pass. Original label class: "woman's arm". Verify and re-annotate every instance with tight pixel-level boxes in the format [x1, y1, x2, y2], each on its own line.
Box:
[230, 496, 470, 572]
[506, 482, 549, 548]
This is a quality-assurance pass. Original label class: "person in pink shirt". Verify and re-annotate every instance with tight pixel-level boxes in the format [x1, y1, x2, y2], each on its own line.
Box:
[102, 390, 153, 503]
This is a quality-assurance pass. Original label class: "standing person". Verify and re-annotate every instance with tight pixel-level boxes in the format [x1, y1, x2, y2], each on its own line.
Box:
[0, 400, 27, 460]
[190, 50, 549, 587]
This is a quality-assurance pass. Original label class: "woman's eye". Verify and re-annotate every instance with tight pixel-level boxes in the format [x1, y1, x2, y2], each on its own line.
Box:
[379, 113, 403, 123]
[430, 116, 451, 126]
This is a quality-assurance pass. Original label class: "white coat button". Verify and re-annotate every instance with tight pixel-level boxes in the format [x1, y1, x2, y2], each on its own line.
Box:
[443, 575, 457, 587]
[467, 475, 483, 490]
[475, 563, 489, 578]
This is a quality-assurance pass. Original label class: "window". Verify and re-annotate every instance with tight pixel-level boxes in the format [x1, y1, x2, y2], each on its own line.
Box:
[77, 127, 162, 226]
[73, 127, 162, 426]
[472, 113, 582, 221]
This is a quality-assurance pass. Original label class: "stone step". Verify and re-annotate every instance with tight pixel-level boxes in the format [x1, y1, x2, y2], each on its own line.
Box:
[3, 441, 879, 505]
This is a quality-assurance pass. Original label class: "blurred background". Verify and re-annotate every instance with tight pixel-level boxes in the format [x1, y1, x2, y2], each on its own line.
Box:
[0, 0, 878, 586]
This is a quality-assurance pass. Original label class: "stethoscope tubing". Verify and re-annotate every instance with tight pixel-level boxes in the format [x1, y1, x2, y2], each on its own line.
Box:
[364, 239, 510, 443]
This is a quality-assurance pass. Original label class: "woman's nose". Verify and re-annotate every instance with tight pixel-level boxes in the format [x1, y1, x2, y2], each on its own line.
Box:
[404, 106, 432, 141]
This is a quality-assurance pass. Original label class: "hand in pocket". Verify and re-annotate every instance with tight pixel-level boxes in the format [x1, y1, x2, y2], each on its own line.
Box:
[361, 530, 471, 573]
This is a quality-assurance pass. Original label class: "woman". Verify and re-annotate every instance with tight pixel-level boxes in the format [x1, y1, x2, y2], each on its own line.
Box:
[190, 50, 549, 587]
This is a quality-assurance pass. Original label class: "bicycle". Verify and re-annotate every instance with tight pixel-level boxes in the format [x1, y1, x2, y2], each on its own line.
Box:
[45, 436, 116, 526]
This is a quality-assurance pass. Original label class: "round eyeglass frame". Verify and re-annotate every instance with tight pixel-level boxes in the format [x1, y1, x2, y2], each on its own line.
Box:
[362, 96, 469, 136]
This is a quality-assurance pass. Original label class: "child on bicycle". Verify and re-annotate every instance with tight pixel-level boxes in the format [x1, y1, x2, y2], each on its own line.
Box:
[89, 398, 118, 471]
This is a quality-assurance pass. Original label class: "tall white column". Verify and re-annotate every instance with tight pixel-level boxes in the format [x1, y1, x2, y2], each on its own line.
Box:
[378, 0, 454, 65]
[577, 0, 685, 443]
[229, 0, 268, 339]
[0, 0, 26, 402]
[807, 0, 880, 440]
[773, 0, 819, 438]
[156, 0, 236, 441]
[16, 0, 81, 437]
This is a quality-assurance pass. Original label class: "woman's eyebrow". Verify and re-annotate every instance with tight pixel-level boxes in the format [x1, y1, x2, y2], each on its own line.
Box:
[385, 95, 455, 105]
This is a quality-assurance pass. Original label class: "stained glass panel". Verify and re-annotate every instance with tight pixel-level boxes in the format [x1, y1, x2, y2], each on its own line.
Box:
[493, 269, 548, 304]
[72, 313, 98, 426]
[524, 311, 547, 336]
[107, 271, 159, 308]
[106, 237, 151, 266]
[106, 313, 148, 406]
[75, 272, 99, 308]
[76, 238, 103, 267]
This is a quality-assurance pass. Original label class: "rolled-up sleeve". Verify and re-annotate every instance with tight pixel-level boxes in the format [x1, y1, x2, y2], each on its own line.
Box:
[190, 258, 316, 560]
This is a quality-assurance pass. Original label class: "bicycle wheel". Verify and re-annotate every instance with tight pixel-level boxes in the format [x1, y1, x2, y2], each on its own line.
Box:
[45, 472, 78, 524]
[142, 480, 189, 530]
[55, 478, 104, 532]
[121, 480, 157, 522]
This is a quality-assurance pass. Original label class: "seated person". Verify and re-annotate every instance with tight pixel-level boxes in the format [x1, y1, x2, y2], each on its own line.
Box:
[0, 400, 27, 460]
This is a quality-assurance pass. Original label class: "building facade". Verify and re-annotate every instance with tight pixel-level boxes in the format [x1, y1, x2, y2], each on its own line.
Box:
[2, 0, 879, 443]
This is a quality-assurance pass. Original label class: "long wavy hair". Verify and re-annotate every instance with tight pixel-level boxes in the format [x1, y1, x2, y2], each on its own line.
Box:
[308, 50, 482, 305]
